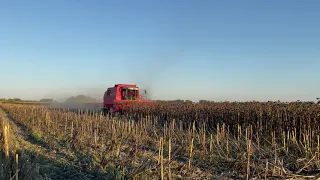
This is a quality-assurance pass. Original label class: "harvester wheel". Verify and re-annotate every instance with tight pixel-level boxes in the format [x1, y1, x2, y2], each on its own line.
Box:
[102, 106, 108, 116]
[109, 107, 114, 114]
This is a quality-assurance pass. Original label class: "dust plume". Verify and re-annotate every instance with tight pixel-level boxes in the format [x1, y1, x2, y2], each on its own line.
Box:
[125, 46, 187, 100]
[41, 89, 103, 111]
[42, 32, 189, 103]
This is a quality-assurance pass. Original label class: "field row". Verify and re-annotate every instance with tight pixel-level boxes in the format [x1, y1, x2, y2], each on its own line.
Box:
[1, 102, 320, 179]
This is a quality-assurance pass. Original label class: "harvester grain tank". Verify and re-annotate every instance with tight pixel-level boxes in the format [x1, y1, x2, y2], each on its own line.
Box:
[102, 84, 155, 113]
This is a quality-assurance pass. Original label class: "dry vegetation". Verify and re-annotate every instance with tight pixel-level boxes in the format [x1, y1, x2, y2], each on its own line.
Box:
[0, 108, 45, 180]
[1, 101, 320, 179]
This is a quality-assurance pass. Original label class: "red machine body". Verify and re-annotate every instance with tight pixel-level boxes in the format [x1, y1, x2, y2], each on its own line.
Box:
[102, 84, 155, 113]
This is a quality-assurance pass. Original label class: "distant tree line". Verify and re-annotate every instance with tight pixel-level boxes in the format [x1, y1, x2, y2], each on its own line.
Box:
[0, 98, 57, 103]
[154, 99, 320, 104]
[154, 99, 210, 104]
[39, 99, 57, 103]
[0, 95, 99, 104]
[0, 98, 36, 103]
[1, 96, 320, 104]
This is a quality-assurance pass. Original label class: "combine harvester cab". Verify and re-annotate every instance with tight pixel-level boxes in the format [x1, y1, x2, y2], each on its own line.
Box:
[102, 84, 155, 114]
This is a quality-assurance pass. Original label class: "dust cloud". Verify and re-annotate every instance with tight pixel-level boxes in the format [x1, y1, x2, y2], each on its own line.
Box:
[41, 32, 188, 105]
[41, 90, 103, 111]
[40, 47, 186, 108]
[124, 45, 187, 100]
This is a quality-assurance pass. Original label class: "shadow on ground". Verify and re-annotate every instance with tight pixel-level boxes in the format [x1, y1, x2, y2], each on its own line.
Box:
[1, 107, 128, 180]
[1, 149, 127, 180]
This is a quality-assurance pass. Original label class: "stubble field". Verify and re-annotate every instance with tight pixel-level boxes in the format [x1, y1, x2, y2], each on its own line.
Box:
[1, 101, 320, 179]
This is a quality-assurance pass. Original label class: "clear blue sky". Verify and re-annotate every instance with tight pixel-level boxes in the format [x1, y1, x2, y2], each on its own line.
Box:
[1, 0, 319, 102]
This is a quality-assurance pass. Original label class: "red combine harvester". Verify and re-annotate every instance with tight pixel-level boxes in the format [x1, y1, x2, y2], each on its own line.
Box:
[102, 84, 155, 114]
